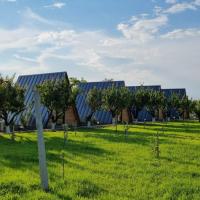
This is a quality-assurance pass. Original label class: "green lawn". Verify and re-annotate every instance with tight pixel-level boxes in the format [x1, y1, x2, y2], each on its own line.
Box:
[0, 122, 200, 200]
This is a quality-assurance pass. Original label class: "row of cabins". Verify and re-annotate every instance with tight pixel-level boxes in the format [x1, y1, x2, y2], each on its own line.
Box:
[6, 71, 187, 129]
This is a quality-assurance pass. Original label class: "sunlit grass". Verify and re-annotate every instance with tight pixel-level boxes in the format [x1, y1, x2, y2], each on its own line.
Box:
[0, 121, 200, 199]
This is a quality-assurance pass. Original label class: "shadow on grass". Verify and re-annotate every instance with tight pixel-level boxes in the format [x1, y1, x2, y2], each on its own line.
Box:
[143, 122, 200, 133]
[46, 136, 114, 157]
[81, 128, 150, 145]
[80, 126, 200, 145]
[0, 134, 113, 170]
[160, 156, 200, 167]
[79, 128, 174, 146]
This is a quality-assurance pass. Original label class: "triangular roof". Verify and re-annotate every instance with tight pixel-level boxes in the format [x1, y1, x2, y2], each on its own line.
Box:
[76, 80, 125, 124]
[16, 72, 69, 127]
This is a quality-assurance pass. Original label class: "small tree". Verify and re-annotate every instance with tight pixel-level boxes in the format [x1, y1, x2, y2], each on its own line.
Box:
[164, 93, 180, 120]
[103, 86, 131, 131]
[193, 100, 200, 122]
[0, 75, 25, 134]
[86, 87, 103, 126]
[179, 96, 195, 120]
[153, 131, 160, 159]
[130, 87, 151, 121]
[147, 90, 165, 121]
[37, 78, 71, 130]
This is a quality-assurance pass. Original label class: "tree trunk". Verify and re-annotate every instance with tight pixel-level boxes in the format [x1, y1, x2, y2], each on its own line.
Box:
[5, 125, 10, 134]
[152, 117, 156, 122]
[51, 123, 56, 131]
[87, 121, 91, 127]
[0, 121, 4, 132]
[112, 117, 116, 125]
[115, 116, 118, 132]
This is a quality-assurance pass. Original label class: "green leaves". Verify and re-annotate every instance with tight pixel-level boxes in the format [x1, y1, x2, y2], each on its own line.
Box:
[0, 74, 25, 125]
[37, 78, 71, 123]
[86, 87, 103, 115]
[193, 100, 200, 122]
[102, 86, 131, 117]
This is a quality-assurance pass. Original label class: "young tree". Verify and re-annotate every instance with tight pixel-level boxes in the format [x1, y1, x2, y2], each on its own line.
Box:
[179, 96, 196, 120]
[0, 75, 25, 134]
[103, 86, 131, 131]
[193, 100, 200, 122]
[147, 90, 165, 121]
[69, 77, 83, 105]
[86, 87, 103, 126]
[164, 93, 181, 120]
[130, 87, 151, 121]
[37, 78, 71, 130]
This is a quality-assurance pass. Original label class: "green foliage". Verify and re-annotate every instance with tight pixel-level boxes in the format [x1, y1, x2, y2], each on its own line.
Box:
[161, 93, 181, 119]
[0, 74, 25, 127]
[20, 111, 32, 128]
[69, 77, 87, 86]
[147, 90, 165, 118]
[193, 100, 200, 122]
[152, 131, 160, 158]
[134, 87, 150, 111]
[37, 78, 71, 124]
[168, 93, 180, 110]
[103, 86, 132, 118]
[86, 87, 103, 121]
[179, 96, 196, 119]
[130, 87, 151, 119]
[0, 122, 200, 199]
[69, 77, 85, 105]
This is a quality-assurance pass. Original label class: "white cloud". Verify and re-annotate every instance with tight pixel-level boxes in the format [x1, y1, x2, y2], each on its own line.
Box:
[161, 28, 200, 39]
[0, 28, 39, 52]
[0, 10, 200, 98]
[193, 0, 200, 6]
[36, 30, 78, 45]
[23, 8, 52, 25]
[164, 2, 197, 14]
[45, 2, 66, 9]
[13, 54, 37, 63]
[117, 15, 168, 43]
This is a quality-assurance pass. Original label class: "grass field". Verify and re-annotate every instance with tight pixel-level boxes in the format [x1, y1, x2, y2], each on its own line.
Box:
[0, 122, 200, 200]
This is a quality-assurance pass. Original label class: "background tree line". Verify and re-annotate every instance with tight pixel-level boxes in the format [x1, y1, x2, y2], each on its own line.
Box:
[86, 85, 200, 126]
[0, 74, 200, 134]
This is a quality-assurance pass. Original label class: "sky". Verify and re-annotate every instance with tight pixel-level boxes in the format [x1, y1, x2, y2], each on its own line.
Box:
[0, 0, 200, 98]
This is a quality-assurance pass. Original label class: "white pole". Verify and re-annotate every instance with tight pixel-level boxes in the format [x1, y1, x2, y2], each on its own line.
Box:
[34, 90, 49, 191]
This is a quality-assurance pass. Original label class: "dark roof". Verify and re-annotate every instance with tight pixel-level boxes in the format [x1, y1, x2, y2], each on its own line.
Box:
[162, 88, 186, 98]
[16, 72, 68, 127]
[127, 85, 161, 92]
[76, 81, 125, 124]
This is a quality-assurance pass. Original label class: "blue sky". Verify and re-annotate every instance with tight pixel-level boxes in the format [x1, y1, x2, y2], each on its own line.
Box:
[0, 0, 200, 98]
